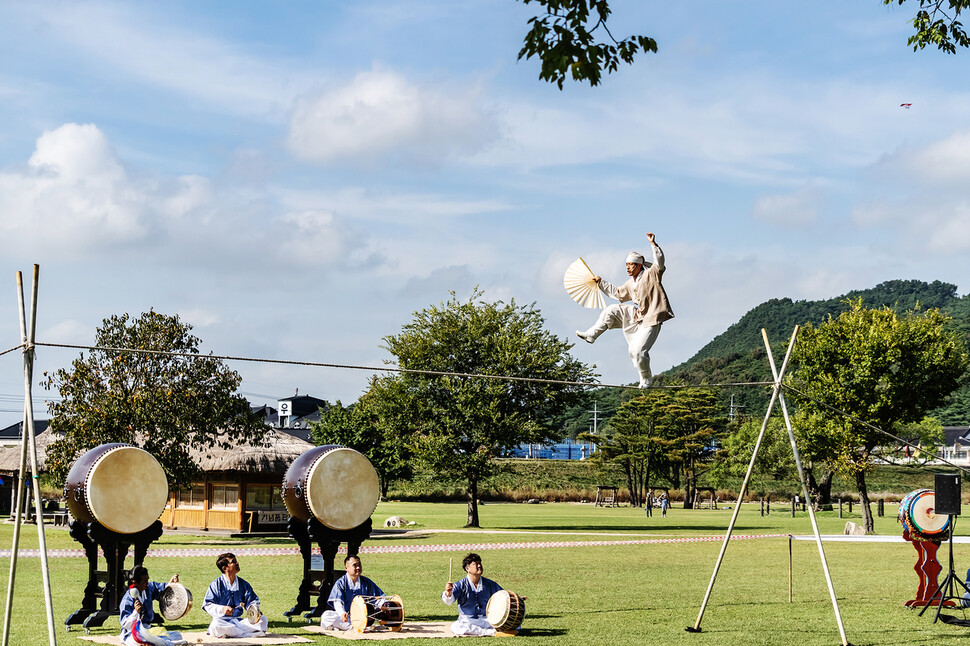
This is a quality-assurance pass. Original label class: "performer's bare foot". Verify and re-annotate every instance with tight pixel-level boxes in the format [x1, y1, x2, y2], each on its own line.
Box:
[576, 330, 594, 344]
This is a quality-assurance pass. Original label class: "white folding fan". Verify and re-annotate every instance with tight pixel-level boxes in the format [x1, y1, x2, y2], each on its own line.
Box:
[563, 258, 605, 309]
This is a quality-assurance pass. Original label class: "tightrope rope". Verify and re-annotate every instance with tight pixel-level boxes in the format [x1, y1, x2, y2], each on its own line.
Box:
[34, 342, 774, 392]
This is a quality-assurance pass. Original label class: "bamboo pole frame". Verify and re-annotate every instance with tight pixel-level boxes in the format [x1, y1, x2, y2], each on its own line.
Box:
[687, 326, 850, 646]
[1, 266, 57, 646]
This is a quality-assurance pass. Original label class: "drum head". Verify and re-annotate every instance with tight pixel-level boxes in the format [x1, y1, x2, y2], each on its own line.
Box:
[350, 596, 371, 633]
[88, 446, 168, 534]
[158, 583, 193, 621]
[247, 604, 262, 625]
[306, 447, 380, 530]
[486, 589, 511, 627]
[911, 491, 949, 535]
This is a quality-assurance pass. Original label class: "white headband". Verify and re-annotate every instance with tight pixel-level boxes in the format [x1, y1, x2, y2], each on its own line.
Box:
[625, 252, 645, 265]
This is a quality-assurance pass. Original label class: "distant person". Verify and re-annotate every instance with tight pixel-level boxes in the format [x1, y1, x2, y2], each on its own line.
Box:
[661, 493, 669, 518]
[645, 497, 653, 517]
[203, 552, 268, 637]
[443, 553, 521, 636]
[119, 566, 185, 646]
[321, 555, 386, 631]
[576, 232, 674, 388]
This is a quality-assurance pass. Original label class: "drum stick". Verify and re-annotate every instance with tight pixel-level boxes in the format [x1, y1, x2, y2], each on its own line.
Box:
[449, 557, 453, 583]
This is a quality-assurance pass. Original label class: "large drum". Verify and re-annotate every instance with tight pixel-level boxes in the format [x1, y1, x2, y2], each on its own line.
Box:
[64, 443, 169, 534]
[282, 445, 380, 530]
[349, 594, 405, 633]
[486, 590, 525, 633]
[899, 488, 950, 538]
[158, 583, 193, 621]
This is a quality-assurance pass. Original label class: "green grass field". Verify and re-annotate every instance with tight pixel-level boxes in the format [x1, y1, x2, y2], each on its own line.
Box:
[2, 501, 970, 645]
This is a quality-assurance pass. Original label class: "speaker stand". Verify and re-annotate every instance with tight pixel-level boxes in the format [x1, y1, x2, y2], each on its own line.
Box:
[918, 516, 970, 623]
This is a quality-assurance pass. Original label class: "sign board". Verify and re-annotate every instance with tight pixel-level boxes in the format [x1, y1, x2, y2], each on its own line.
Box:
[257, 510, 288, 525]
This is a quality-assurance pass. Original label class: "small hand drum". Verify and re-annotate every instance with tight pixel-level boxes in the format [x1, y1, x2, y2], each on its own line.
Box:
[486, 590, 525, 633]
[349, 595, 405, 633]
[246, 604, 262, 625]
[158, 583, 193, 621]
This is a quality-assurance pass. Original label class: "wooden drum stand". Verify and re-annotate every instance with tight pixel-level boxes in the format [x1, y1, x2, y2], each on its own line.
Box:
[64, 519, 164, 633]
[284, 515, 372, 621]
[903, 529, 955, 608]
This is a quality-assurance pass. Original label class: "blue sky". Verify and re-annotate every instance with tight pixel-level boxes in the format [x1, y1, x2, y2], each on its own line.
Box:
[1, 1, 968, 424]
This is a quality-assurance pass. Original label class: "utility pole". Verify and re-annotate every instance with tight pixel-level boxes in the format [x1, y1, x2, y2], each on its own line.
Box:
[589, 402, 601, 453]
[729, 394, 744, 421]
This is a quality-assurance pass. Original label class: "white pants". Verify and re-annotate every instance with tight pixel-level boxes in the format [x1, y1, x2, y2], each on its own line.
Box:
[320, 610, 352, 631]
[123, 629, 185, 646]
[206, 614, 268, 638]
[582, 304, 662, 386]
[450, 615, 495, 636]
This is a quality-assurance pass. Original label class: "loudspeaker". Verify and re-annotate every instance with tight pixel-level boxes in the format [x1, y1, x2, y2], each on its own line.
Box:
[935, 473, 962, 516]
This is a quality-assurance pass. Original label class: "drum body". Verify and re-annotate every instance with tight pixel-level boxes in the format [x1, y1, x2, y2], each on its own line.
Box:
[349, 595, 404, 633]
[158, 583, 193, 621]
[64, 443, 169, 534]
[282, 445, 380, 530]
[486, 590, 525, 633]
[899, 488, 950, 537]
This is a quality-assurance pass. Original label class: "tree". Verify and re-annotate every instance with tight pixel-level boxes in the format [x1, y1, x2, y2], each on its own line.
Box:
[518, 0, 657, 89]
[44, 311, 267, 489]
[580, 391, 672, 507]
[884, 0, 970, 53]
[789, 299, 969, 532]
[519, 1, 970, 89]
[585, 387, 725, 508]
[708, 416, 799, 500]
[379, 290, 595, 527]
[657, 388, 726, 508]
[310, 379, 414, 498]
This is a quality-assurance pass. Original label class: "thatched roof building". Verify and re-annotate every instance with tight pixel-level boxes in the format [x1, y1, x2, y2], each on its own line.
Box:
[193, 427, 313, 473]
[0, 426, 56, 474]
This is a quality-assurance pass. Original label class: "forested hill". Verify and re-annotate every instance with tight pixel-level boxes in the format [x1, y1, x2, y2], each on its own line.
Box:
[681, 279, 967, 367]
[663, 279, 970, 424]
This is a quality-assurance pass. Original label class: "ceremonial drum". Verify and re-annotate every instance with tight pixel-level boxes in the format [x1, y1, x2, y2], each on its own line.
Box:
[64, 443, 169, 534]
[898, 488, 950, 537]
[282, 445, 380, 530]
[158, 583, 193, 621]
[349, 595, 405, 633]
[486, 590, 525, 633]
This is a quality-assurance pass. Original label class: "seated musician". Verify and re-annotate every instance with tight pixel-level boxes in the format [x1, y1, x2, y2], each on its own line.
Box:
[442, 552, 506, 636]
[119, 566, 185, 646]
[203, 552, 269, 637]
[321, 555, 386, 630]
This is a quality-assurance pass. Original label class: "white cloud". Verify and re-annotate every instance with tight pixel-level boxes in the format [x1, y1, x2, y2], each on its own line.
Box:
[0, 123, 149, 251]
[272, 210, 379, 268]
[287, 67, 499, 166]
[20, 2, 302, 121]
[753, 183, 824, 226]
[874, 130, 970, 188]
